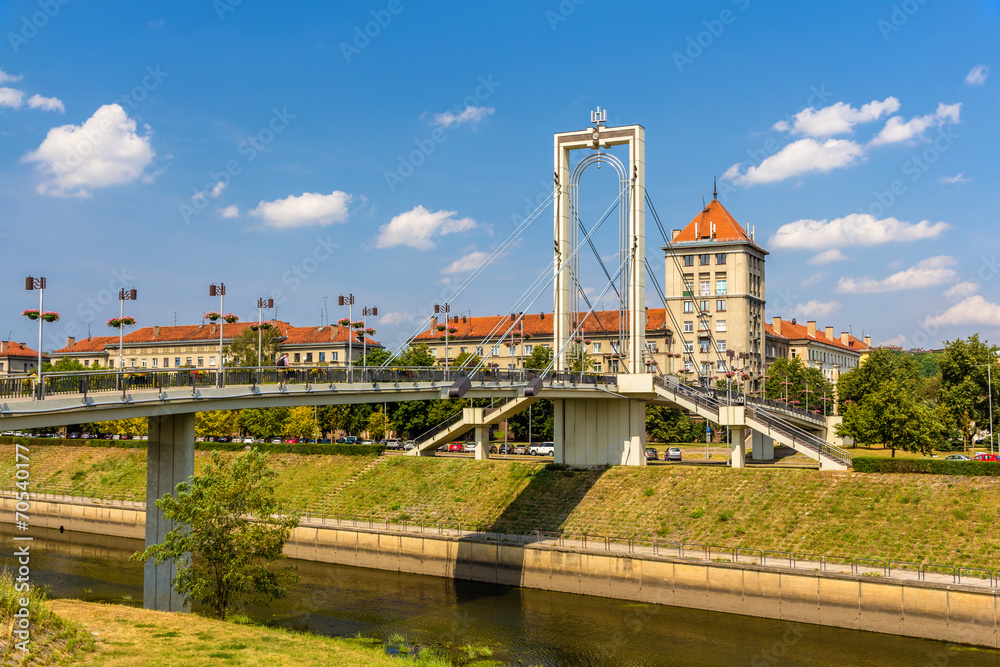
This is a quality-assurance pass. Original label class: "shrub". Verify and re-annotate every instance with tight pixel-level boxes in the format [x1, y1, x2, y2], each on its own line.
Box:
[852, 456, 1000, 476]
[0, 436, 384, 456]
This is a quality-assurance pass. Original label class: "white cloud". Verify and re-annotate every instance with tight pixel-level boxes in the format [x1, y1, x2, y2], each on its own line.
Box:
[723, 138, 864, 186]
[442, 250, 489, 274]
[869, 103, 961, 146]
[249, 191, 352, 229]
[835, 256, 956, 294]
[0, 68, 22, 84]
[809, 249, 850, 264]
[799, 272, 829, 288]
[380, 311, 416, 326]
[925, 296, 1000, 328]
[965, 64, 989, 86]
[27, 94, 64, 113]
[432, 105, 495, 128]
[375, 205, 477, 250]
[943, 281, 979, 301]
[939, 173, 969, 184]
[219, 205, 239, 218]
[880, 334, 908, 347]
[210, 181, 226, 198]
[774, 97, 899, 137]
[770, 213, 950, 250]
[21, 104, 155, 197]
[793, 300, 841, 318]
[0, 87, 25, 109]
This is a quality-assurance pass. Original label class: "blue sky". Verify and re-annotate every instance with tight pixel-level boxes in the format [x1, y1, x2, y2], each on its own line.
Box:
[2, 0, 998, 355]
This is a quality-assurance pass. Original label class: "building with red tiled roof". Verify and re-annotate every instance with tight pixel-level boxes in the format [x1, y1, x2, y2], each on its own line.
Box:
[765, 317, 872, 383]
[662, 195, 767, 382]
[0, 341, 49, 376]
[413, 307, 678, 374]
[48, 321, 382, 370]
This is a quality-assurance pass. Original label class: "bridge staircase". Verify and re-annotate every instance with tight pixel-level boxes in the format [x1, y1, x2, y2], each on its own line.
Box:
[410, 396, 539, 456]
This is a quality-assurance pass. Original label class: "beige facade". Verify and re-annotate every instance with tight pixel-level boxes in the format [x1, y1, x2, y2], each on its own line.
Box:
[0, 341, 48, 376]
[766, 318, 870, 385]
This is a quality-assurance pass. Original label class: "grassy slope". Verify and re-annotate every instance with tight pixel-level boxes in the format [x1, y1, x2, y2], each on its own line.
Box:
[46, 600, 449, 666]
[1, 571, 95, 665]
[3, 445, 997, 570]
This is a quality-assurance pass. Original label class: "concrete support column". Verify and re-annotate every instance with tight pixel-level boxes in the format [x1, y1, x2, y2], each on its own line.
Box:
[144, 412, 195, 612]
[553, 399, 566, 465]
[751, 430, 774, 461]
[553, 397, 646, 466]
[731, 426, 746, 469]
[474, 425, 490, 460]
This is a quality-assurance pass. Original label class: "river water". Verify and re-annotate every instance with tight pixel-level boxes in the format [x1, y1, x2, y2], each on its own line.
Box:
[4, 525, 998, 666]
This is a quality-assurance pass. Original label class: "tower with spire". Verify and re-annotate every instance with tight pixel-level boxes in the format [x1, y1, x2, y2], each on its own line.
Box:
[661, 187, 768, 385]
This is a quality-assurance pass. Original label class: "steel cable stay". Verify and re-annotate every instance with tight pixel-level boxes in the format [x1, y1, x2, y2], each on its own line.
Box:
[380, 189, 556, 366]
[461, 188, 628, 377]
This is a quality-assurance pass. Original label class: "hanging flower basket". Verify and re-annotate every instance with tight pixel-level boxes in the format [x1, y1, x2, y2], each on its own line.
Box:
[522, 333, 532, 340]
[22, 309, 40, 320]
[338, 318, 351, 327]
[107, 316, 137, 328]
[447, 327, 458, 334]
[436, 325, 447, 332]
[364, 327, 376, 336]
[41, 311, 60, 323]
[250, 322, 272, 332]
[439, 336, 447, 341]
[583, 339, 592, 345]
[351, 320, 365, 329]
[222, 313, 239, 324]
[205, 311, 221, 321]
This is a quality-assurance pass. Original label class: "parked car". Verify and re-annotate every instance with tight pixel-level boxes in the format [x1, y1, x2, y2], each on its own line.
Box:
[385, 439, 401, 450]
[403, 441, 417, 451]
[362, 439, 374, 445]
[342, 436, 359, 444]
[242, 437, 254, 444]
[529, 441, 555, 456]
[463, 443, 477, 453]
[645, 447, 658, 461]
[513, 445, 528, 455]
[973, 453, 999, 462]
[497, 443, 516, 455]
[271, 438, 282, 444]
[665, 447, 682, 461]
[943, 454, 971, 461]
[448, 443, 464, 452]
[437, 444, 449, 452]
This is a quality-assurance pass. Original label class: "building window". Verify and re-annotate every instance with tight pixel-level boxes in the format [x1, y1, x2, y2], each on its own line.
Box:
[683, 301, 694, 313]
[331, 351, 339, 361]
[699, 300, 709, 312]
[683, 341, 693, 353]
[593, 363, 602, 373]
[163, 358, 169, 368]
[700, 280, 710, 296]
[184, 357, 190, 367]
[197, 357, 204, 367]
[699, 254, 711, 265]
[592, 342, 601, 353]
[716, 279, 727, 295]
[610, 360, 619, 373]
[152, 358, 157, 368]
[683, 321, 694, 333]
[717, 361, 727, 372]
[717, 340, 726, 352]
[683, 280, 693, 294]
[683, 255, 694, 267]
[319, 352, 326, 362]
[716, 253, 726, 264]
[305, 352, 313, 363]
[492, 345, 500, 357]
[717, 320, 727, 332]
[717, 300, 727, 311]
[699, 340, 710, 353]
[130, 359, 136, 368]
[684, 360, 694, 371]
[294, 353, 301, 363]
[508, 345, 516, 355]
[699, 319, 710, 331]
[646, 342, 657, 353]
[611, 341, 620, 352]
[701, 362, 711, 375]
[525, 345, 533, 354]
[210, 356, 218, 367]
[475, 346, 484, 357]
[429, 348, 437, 357]
[141, 359, 147, 368]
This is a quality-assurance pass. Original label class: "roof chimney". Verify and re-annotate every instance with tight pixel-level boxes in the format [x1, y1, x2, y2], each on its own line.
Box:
[0, 341, 6, 353]
[210, 322, 216, 336]
[807, 321, 816, 337]
[840, 332, 850, 346]
[671, 229, 680, 241]
[152, 326, 159, 338]
[864, 335, 871, 347]
[432, 316, 438, 328]
[67, 336, 76, 348]
[772, 317, 781, 335]
[824, 326, 834, 341]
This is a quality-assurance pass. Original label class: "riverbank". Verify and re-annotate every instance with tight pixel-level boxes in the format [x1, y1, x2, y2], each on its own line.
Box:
[3, 443, 1000, 571]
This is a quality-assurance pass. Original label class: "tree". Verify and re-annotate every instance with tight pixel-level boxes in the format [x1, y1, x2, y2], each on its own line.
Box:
[283, 406, 318, 440]
[196, 411, 241, 439]
[938, 335, 999, 446]
[42, 358, 86, 372]
[86, 418, 147, 437]
[397, 343, 436, 368]
[836, 380, 948, 456]
[836, 348, 920, 405]
[366, 409, 390, 440]
[453, 350, 481, 372]
[359, 347, 393, 367]
[568, 343, 593, 372]
[132, 450, 299, 618]
[506, 399, 553, 441]
[762, 357, 835, 413]
[239, 407, 289, 441]
[225, 326, 283, 368]
[646, 405, 702, 443]
[523, 345, 553, 371]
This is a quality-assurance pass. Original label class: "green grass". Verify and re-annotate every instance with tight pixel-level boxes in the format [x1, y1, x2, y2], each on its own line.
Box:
[1, 569, 96, 664]
[3, 444, 998, 571]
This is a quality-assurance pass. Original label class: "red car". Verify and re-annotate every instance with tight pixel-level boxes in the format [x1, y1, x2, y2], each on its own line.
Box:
[448, 442, 464, 452]
[973, 453, 999, 462]
[285, 438, 299, 444]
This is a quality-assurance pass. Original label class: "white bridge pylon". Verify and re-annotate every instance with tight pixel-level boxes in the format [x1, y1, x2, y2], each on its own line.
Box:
[553, 109, 645, 373]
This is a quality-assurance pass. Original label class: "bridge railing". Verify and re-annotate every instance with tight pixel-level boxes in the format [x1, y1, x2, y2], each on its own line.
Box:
[746, 406, 853, 467]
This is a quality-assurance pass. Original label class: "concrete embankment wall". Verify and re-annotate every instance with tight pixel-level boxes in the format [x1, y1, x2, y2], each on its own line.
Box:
[11, 495, 998, 650]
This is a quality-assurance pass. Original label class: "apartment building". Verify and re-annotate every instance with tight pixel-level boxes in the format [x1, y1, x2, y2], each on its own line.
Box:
[0, 341, 48, 376]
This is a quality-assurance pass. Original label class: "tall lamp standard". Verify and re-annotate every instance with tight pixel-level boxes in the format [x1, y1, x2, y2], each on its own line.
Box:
[434, 303, 451, 379]
[256, 297, 274, 372]
[361, 306, 378, 368]
[24, 276, 46, 399]
[338, 294, 355, 381]
[209, 283, 226, 387]
[117, 288, 137, 382]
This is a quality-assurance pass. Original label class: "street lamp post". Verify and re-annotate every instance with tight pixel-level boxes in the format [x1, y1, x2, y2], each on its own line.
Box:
[256, 297, 274, 374]
[24, 276, 46, 399]
[362, 306, 378, 370]
[118, 288, 137, 383]
[339, 294, 355, 381]
[209, 283, 226, 387]
[435, 303, 451, 380]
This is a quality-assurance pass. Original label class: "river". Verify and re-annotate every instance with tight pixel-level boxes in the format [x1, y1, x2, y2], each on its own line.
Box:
[4, 525, 998, 666]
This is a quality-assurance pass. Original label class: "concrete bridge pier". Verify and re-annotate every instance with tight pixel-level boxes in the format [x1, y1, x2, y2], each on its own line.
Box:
[143, 412, 195, 612]
[730, 427, 747, 468]
[553, 398, 646, 466]
[751, 430, 774, 461]
[473, 425, 490, 460]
